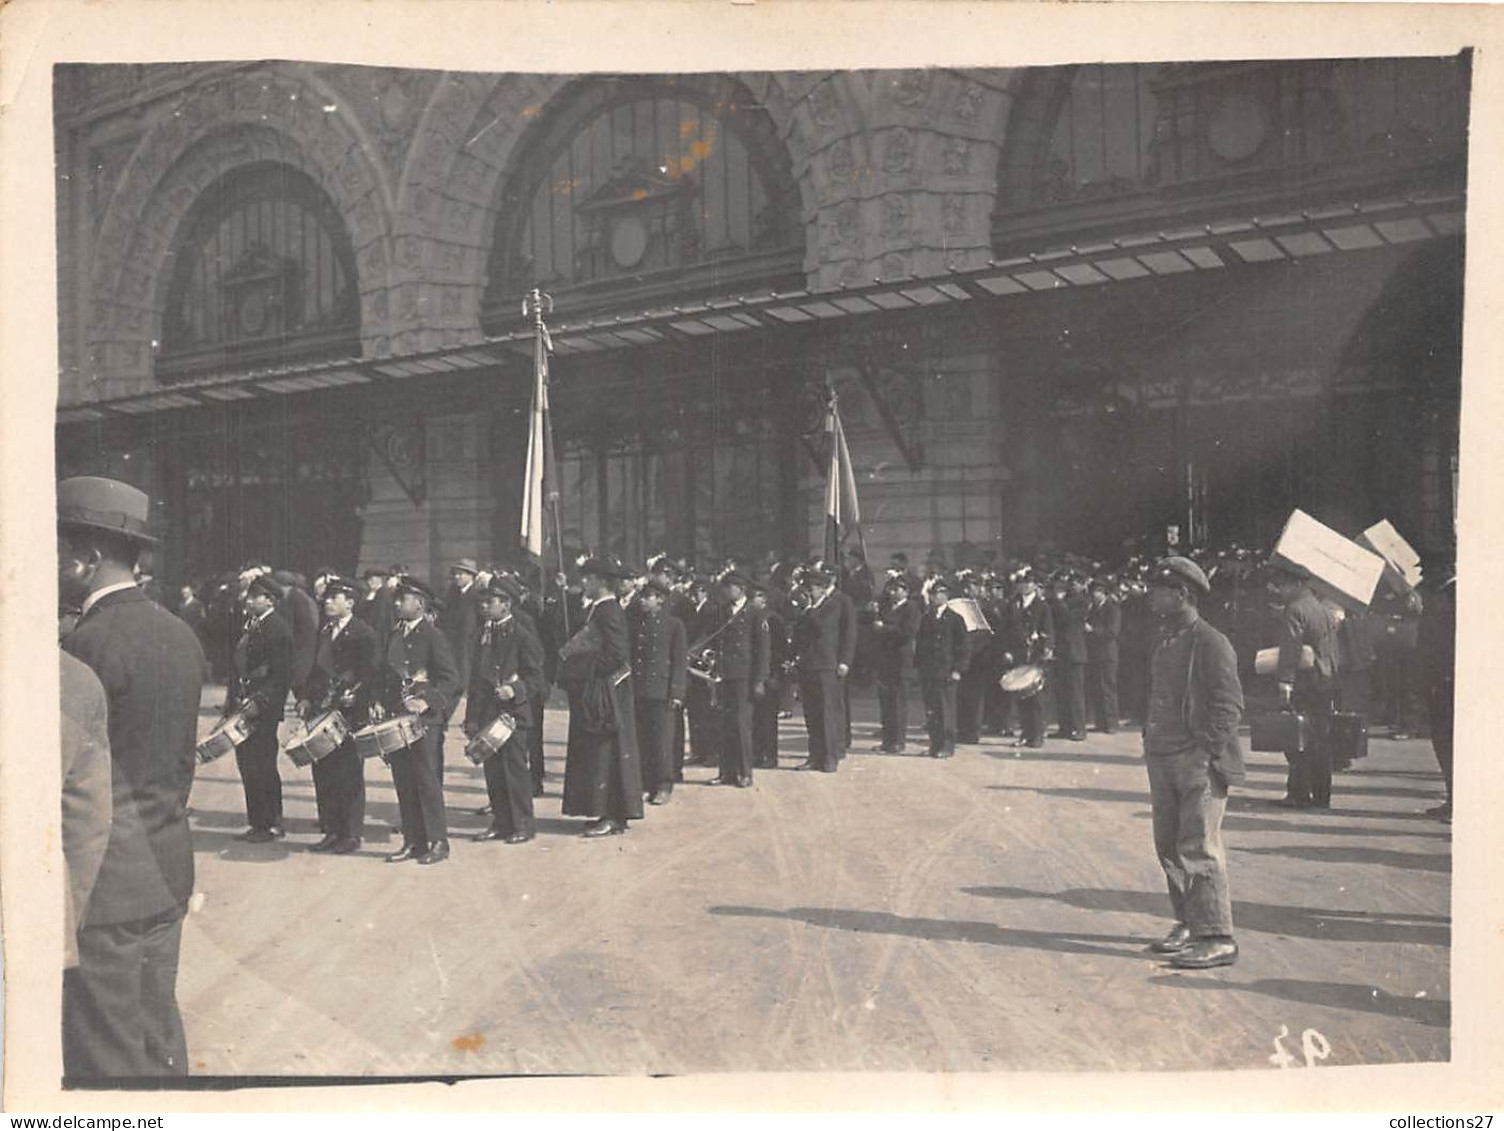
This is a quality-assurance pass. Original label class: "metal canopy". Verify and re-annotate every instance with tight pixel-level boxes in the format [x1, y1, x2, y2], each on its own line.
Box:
[55, 192, 1464, 425]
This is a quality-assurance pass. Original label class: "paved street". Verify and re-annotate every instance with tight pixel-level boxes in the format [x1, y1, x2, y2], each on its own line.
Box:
[178, 688, 1450, 1077]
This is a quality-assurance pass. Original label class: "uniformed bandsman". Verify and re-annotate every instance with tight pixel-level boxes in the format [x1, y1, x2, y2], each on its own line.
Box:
[792, 562, 857, 772]
[1085, 575, 1122, 734]
[916, 575, 972, 758]
[630, 578, 688, 804]
[294, 575, 379, 854]
[712, 568, 770, 787]
[228, 574, 293, 842]
[871, 571, 920, 753]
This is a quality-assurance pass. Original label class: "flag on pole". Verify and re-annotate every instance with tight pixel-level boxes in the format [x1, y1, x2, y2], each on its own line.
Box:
[823, 390, 864, 566]
[520, 307, 553, 560]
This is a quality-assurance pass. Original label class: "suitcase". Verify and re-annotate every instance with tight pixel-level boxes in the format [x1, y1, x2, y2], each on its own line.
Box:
[1251, 711, 1310, 754]
[1330, 711, 1368, 762]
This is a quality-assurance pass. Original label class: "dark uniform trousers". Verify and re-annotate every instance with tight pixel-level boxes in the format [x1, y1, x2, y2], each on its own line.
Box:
[955, 634, 991, 743]
[64, 906, 188, 1078]
[1089, 655, 1119, 732]
[483, 728, 535, 838]
[687, 681, 718, 765]
[529, 695, 548, 790]
[753, 681, 780, 767]
[876, 665, 910, 748]
[636, 698, 674, 792]
[1287, 687, 1336, 808]
[311, 739, 365, 841]
[719, 678, 755, 781]
[235, 723, 283, 832]
[799, 673, 844, 771]
[391, 725, 447, 847]
[921, 674, 959, 754]
[1429, 678, 1454, 800]
[1054, 660, 1087, 735]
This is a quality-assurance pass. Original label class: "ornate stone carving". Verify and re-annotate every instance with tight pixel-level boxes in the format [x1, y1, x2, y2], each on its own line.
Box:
[827, 138, 855, 184]
[942, 194, 968, 238]
[955, 81, 986, 124]
[880, 194, 909, 241]
[809, 79, 841, 128]
[942, 137, 972, 177]
[882, 128, 914, 175]
[892, 69, 932, 109]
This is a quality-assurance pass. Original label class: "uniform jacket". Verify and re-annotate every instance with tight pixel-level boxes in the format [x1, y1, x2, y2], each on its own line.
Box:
[60, 649, 113, 966]
[1277, 589, 1340, 691]
[1145, 614, 1246, 784]
[62, 587, 206, 926]
[710, 601, 770, 684]
[298, 615, 381, 727]
[916, 605, 972, 679]
[630, 606, 688, 702]
[381, 617, 462, 719]
[1008, 595, 1056, 666]
[465, 615, 548, 732]
[438, 582, 482, 688]
[1085, 597, 1122, 662]
[763, 608, 790, 682]
[230, 609, 293, 729]
[278, 585, 321, 688]
[793, 591, 858, 675]
[1051, 593, 1090, 664]
[872, 595, 921, 675]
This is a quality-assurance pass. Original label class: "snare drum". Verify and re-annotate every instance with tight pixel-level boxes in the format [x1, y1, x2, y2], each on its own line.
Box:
[352, 715, 427, 762]
[463, 713, 517, 765]
[197, 710, 252, 764]
[284, 710, 351, 768]
[998, 664, 1046, 699]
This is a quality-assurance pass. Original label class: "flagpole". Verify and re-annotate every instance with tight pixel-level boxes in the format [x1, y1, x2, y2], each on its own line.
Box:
[525, 287, 570, 636]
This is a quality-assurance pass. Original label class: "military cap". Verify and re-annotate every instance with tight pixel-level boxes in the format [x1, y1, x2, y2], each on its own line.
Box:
[484, 574, 524, 602]
[245, 574, 284, 602]
[718, 567, 752, 590]
[883, 570, 912, 590]
[928, 574, 957, 595]
[393, 575, 437, 602]
[1150, 556, 1212, 595]
[578, 555, 632, 581]
[641, 578, 674, 601]
[1089, 574, 1114, 592]
[803, 563, 837, 586]
[322, 575, 361, 601]
[361, 565, 390, 580]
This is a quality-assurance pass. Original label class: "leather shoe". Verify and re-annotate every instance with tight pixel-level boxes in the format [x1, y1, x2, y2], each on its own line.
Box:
[417, 840, 450, 865]
[711, 776, 738, 786]
[385, 842, 427, 863]
[504, 832, 534, 845]
[473, 803, 493, 816]
[473, 828, 505, 843]
[648, 788, 672, 805]
[1170, 937, 1239, 969]
[244, 826, 284, 844]
[1148, 923, 1192, 954]
[736, 775, 753, 788]
[581, 819, 626, 838]
[531, 782, 545, 798]
[308, 833, 341, 853]
[1273, 796, 1310, 809]
[794, 761, 820, 771]
[329, 838, 361, 855]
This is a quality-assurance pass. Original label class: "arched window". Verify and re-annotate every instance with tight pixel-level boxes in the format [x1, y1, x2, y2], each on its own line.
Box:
[483, 76, 803, 327]
[158, 161, 359, 381]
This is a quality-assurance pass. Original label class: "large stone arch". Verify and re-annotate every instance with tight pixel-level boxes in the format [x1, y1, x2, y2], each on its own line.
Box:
[84, 64, 396, 399]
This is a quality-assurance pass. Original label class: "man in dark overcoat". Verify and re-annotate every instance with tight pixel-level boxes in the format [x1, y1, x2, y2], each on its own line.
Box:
[792, 563, 857, 772]
[750, 582, 787, 768]
[1141, 556, 1245, 969]
[1007, 570, 1055, 748]
[630, 578, 688, 803]
[295, 575, 380, 854]
[916, 576, 972, 758]
[1085, 575, 1122, 733]
[378, 576, 462, 864]
[954, 571, 996, 745]
[1269, 563, 1341, 810]
[58, 476, 207, 1077]
[871, 572, 920, 753]
[683, 576, 720, 768]
[711, 569, 771, 787]
[561, 558, 643, 836]
[229, 573, 293, 840]
[272, 570, 320, 691]
[464, 574, 548, 843]
[1050, 573, 1089, 741]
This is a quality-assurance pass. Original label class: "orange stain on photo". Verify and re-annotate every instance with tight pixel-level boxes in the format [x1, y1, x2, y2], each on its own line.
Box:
[452, 1033, 486, 1052]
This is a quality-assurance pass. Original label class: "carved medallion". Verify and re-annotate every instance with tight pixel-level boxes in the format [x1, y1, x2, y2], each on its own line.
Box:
[883, 128, 914, 175]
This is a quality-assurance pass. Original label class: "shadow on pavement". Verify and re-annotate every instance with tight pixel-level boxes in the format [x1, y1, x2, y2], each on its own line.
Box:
[961, 885, 1450, 947]
[1219, 815, 1451, 840]
[1231, 843, 1451, 874]
[1149, 974, 1450, 1028]
[707, 905, 1152, 959]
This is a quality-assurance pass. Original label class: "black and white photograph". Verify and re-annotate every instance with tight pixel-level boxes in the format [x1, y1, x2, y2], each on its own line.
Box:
[4, 0, 1503, 1114]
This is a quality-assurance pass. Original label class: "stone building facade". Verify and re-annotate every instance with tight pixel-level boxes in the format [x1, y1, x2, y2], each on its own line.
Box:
[54, 59, 1468, 586]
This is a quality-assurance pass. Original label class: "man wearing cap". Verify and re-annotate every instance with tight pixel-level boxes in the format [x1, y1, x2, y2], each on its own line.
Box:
[1142, 556, 1245, 969]
[295, 576, 380, 854]
[561, 558, 644, 836]
[630, 578, 688, 803]
[683, 575, 720, 769]
[792, 563, 857, 772]
[916, 576, 973, 758]
[1006, 570, 1054, 748]
[228, 574, 294, 842]
[1050, 573, 1090, 741]
[1085, 576, 1122, 734]
[464, 575, 548, 843]
[58, 476, 207, 1077]
[436, 559, 483, 784]
[871, 572, 921, 753]
[1268, 564, 1341, 810]
[378, 577, 462, 864]
[954, 571, 996, 746]
[750, 582, 787, 768]
[711, 569, 771, 787]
